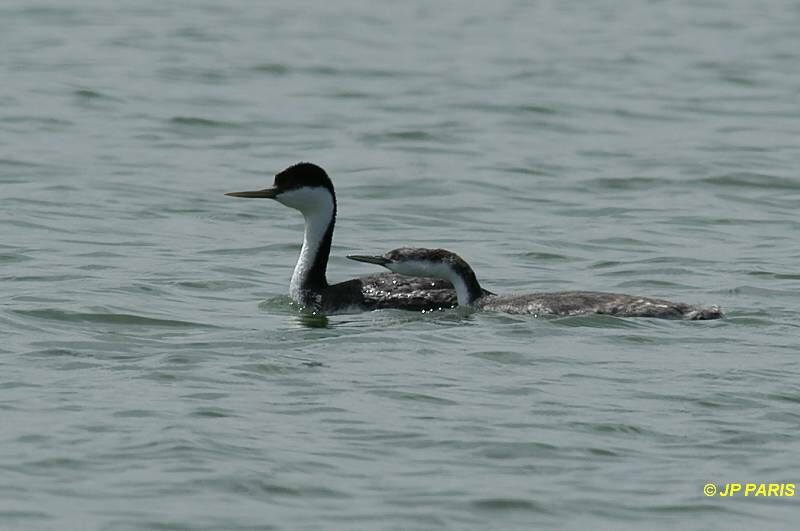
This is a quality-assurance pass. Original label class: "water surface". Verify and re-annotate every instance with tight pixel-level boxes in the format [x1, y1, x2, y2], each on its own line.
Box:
[2, 1, 800, 529]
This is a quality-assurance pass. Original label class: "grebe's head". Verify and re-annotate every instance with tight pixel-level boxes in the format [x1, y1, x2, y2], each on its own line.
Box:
[348, 248, 483, 306]
[226, 162, 335, 216]
[348, 248, 469, 278]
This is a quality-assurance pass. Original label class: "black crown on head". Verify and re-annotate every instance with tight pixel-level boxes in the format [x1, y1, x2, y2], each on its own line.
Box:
[274, 162, 335, 196]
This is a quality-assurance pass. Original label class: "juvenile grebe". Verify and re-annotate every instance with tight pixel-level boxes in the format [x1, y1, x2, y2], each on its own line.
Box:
[349, 248, 723, 319]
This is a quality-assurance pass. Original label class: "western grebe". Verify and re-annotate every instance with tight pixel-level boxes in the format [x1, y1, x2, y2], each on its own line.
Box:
[348, 248, 723, 319]
[225, 163, 491, 313]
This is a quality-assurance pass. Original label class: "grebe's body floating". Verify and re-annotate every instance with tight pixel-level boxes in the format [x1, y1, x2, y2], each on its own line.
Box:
[349, 248, 723, 320]
[226, 163, 489, 313]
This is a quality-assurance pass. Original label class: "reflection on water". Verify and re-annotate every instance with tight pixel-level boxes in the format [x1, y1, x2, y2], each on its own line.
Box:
[295, 313, 331, 329]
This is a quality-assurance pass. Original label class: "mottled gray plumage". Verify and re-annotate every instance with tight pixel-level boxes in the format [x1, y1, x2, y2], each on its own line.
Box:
[477, 291, 722, 319]
[299, 274, 459, 313]
[300, 273, 496, 313]
[349, 248, 723, 320]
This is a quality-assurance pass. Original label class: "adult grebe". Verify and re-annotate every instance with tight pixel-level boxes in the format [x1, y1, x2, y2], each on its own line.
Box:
[226, 163, 490, 313]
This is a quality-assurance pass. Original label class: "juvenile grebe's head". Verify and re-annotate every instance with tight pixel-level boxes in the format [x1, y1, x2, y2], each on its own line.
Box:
[226, 162, 335, 216]
[347, 248, 484, 306]
[346, 248, 436, 276]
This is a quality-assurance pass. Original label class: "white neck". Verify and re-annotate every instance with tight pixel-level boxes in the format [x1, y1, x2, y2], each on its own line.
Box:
[287, 196, 334, 303]
[393, 260, 477, 306]
[448, 273, 474, 306]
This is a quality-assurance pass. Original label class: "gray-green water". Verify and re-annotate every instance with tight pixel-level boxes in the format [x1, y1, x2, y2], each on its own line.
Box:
[3, 1, 800, 529]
